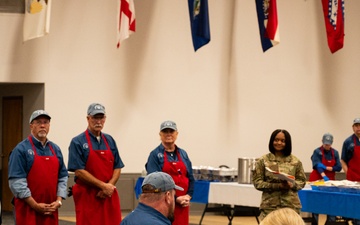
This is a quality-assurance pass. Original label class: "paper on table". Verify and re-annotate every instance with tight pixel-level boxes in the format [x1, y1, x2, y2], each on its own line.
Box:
[266, 167, 295, 184]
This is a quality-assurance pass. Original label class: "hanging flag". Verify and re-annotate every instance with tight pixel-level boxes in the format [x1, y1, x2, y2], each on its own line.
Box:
[117, 0, 136, 48]
[23, 0, 52, 42]
[321, 0, 345, 53]
[188, 0, 211, 51]
[255, 0, 280, 52]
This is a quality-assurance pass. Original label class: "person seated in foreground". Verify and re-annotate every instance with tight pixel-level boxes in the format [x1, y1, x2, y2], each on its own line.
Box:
[121, 172, 184, 225]
[260, 207, 305, 225]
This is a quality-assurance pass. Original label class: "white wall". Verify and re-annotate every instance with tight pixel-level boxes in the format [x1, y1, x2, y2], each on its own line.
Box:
[1, 0, 360, 173]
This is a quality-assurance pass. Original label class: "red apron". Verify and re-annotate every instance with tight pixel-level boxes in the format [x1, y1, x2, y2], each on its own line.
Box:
[162, 150, 189, 225]
[309, 147, 336, 181]
[14, 136, 59, 225]
[72, 130, 121, 225]
[347, 136, 360, 181]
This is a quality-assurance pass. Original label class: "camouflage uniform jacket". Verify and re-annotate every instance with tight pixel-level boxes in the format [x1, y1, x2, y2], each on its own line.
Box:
[252, 153, 306, 212]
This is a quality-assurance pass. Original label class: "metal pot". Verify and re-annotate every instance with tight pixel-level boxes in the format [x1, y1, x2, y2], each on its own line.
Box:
[238, 157, 257, 184]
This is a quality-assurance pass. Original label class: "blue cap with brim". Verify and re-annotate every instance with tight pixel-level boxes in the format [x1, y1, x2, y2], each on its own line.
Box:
[142, 172, 184, 193]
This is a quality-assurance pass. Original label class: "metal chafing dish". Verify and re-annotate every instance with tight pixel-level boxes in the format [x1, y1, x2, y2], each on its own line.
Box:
[192, 166, 237, 182]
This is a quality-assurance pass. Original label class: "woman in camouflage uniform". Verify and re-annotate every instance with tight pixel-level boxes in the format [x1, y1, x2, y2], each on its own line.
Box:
[253, 129, 306, 220]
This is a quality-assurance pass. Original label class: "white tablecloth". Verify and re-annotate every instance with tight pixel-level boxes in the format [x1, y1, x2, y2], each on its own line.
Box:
[208, 182, 262, 207]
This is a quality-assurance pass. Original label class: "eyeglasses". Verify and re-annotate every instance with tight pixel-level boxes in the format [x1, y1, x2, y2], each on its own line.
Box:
[161, 129, 176, 134]
[32, 120, 50, 125]
[90, 116, 106, 121]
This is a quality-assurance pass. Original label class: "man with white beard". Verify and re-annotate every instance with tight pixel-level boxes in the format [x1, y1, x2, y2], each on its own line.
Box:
[8, 110, 68, 225]
[68, 103, 125, 225]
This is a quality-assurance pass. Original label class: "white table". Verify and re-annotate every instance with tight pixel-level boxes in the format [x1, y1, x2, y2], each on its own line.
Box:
[208, 182, 262, 207]
[199, 182, 261, 225]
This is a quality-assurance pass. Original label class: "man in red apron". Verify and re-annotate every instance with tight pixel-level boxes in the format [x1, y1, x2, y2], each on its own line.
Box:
[145, 120, 195, 225]
[68, 103, 125, 225]
[341, 118, 360, 225]
[8, 110, 69, 225]
[309, 133, 342, 225]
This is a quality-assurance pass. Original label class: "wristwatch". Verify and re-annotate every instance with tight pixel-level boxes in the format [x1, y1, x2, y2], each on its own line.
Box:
[57, 200, 62, 207]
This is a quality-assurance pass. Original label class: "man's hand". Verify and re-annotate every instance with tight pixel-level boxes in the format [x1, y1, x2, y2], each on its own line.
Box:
[48, 200, 62, 210]
[33, 202, 56, 215]
[98, 183, 116, 198]
[176, 194, 191, 207]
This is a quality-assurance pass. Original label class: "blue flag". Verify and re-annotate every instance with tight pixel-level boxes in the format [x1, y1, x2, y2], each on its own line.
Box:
[188, 0, 211, 51]
[255, 0, 280, 52]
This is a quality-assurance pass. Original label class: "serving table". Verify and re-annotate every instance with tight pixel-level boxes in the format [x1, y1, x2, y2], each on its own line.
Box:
[136, 178, 260, 224]
[299, 187, 360, 220]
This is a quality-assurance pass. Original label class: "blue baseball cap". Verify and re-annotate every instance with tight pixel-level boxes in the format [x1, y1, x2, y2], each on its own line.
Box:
[142, 172, 183, 193]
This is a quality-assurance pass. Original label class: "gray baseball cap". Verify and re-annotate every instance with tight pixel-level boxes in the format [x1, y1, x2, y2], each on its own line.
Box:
[322, 133, 333, 145]
[353, 118, 360, 125]
[29, 110, 51, 124]
[87, 103, 106, 116]
[160, 120, 177, 131]
[142, 172, 184, 193]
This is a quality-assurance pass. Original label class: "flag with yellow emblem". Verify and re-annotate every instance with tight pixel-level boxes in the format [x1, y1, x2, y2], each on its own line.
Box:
[23, 0, 52, 42]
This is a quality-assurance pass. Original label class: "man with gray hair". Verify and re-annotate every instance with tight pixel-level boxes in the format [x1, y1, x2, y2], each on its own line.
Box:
[121, 172, 183, 225]
[8, 110, 68, 225]
[68, 103, 125, 225]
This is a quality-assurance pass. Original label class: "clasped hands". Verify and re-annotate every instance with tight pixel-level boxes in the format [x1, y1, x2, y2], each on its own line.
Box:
[176, 194, 191, 207]
[97, 182, 116, 198]
[33, 201, 61, 215]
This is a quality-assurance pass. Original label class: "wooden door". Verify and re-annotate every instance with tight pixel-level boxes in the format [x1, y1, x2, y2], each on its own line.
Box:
[1, 96, 23, 211]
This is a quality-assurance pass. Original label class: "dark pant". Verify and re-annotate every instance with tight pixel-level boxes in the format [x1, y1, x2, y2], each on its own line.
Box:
[313, 213, 337, 225]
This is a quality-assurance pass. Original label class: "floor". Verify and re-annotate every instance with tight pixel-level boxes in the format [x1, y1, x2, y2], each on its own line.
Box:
[58, 214, 261, 225]
[1, 211, 75, 225]
[1, 211, 329, 225]
[57, 213, 328, 225]
[192, 214, 327, 225]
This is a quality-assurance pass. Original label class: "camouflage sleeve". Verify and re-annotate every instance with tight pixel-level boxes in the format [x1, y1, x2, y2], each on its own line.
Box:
[292, 158, 306, 191]
[252, 156, 282, 191]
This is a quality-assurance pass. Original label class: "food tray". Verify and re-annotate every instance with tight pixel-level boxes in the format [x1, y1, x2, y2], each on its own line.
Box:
[219, 170, 237, 176]
[315, 185, 340, 192]
[212, 169, 237, 176]
[192, 166, 237, 181]
[338, 186, 360, 194]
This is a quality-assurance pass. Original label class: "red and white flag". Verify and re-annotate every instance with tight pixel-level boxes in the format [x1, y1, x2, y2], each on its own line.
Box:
[117, 0, 136, 48]
[23, 0, 52, 42]
[321, 0, 345, 53]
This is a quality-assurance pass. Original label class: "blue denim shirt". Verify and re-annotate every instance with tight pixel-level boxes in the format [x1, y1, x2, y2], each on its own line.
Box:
[145, 144, 195, 197]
